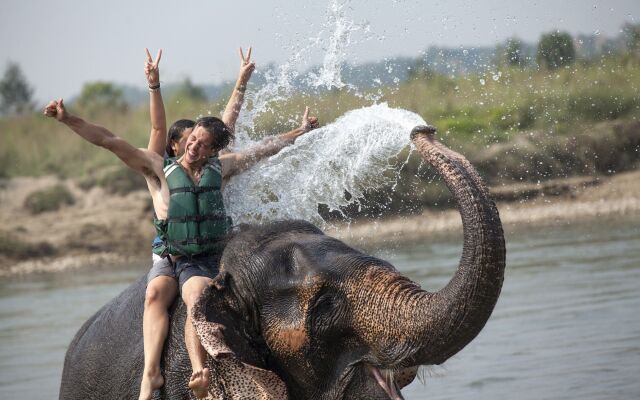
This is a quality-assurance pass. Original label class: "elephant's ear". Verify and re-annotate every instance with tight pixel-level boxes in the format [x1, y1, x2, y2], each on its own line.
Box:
[192, 279, 288, 400]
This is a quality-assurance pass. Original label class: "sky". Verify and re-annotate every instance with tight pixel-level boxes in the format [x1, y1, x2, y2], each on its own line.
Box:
[1, 0, 639, 103]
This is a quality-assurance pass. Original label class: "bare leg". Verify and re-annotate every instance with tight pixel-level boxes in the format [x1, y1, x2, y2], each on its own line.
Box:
[139, 276, 178, 400]
[182, 276, 213, 399]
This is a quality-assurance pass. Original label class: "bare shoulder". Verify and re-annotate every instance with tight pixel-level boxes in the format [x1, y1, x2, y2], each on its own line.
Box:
[218, 151, 243, 178]
[137, 148, 165, 185]
[218, 151, 242, 167]
[218, 152, 240, 161]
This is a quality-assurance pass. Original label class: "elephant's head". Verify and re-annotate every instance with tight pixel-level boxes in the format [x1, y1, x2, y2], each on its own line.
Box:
[192, 126, 506, 399]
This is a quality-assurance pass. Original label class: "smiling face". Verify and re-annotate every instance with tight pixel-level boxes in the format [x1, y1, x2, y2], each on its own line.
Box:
[183, 126, 216, 165]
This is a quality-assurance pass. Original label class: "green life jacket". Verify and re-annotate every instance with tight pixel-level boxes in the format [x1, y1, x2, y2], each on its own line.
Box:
[153, 157, 231, 257]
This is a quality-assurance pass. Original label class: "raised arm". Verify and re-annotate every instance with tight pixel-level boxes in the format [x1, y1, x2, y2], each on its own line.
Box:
[44, 99, 158, 176]
[221, 47, 255, 133]
[220, 107, 319, 179]
[144, 48, 167, 156]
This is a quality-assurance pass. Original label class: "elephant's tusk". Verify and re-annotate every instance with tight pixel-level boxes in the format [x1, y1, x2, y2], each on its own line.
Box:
[366, 365, 405, 400]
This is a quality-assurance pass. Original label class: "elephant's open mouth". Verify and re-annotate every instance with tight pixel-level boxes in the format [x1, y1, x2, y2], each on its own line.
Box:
[366, 364, 405, 400]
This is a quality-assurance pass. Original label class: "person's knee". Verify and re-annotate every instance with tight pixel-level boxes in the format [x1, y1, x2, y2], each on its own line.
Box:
[144, 286, 163, 308]
[183, 291, 201, 310]
[145, 281, 175, 308]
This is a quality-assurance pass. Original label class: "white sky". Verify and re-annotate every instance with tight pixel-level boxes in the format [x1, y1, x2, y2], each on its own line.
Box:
[1, 0, 639, 103]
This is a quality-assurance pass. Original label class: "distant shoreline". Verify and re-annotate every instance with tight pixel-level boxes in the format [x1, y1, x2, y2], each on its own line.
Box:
[1, 169, 639, 277]
[331, 170, 640, 246]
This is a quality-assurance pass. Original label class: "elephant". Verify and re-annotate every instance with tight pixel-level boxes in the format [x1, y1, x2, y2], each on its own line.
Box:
[59, 126, 505, 400]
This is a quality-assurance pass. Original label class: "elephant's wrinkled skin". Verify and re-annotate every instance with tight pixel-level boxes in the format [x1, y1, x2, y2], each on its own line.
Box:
[60, 127, 505, 400]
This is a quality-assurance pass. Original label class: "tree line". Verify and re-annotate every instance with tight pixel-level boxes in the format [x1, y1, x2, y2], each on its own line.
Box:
[2, 23, 640, 118]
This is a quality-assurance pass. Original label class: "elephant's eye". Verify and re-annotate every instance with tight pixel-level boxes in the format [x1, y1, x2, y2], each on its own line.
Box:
[308, 291, 348, 337]
[313, 293, 336, 313]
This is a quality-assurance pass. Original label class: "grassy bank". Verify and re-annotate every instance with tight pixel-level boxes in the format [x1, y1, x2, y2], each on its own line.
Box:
[1, 57, 639, 213]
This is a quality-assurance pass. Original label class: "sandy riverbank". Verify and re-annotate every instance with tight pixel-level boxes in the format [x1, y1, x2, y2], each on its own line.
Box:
[331, 170, 640, 245]
[1, 170, 639, 276]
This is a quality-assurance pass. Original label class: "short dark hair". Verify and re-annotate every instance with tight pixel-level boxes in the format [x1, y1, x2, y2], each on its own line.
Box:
[194, 116, 234, 152]
[166, 119, 195, 157]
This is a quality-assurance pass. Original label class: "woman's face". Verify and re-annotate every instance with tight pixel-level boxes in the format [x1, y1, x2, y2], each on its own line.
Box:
[171, 127, 193, 157]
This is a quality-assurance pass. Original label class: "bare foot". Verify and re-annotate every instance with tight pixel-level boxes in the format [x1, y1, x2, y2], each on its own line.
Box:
[188, 367, 210, 399]
[139, 371, 164, 400]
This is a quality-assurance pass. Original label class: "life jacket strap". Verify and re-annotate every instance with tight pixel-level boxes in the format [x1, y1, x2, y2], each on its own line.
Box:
[167, 237, 221, 246]
[166, 213, 227, 223]
[169, 186, 219, 195]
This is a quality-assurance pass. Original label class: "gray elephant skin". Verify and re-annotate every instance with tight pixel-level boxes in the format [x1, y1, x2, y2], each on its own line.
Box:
[59, 127, 506, 400]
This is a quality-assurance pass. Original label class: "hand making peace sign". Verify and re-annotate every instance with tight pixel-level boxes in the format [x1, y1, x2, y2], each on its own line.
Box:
[144, 48, 163, 87]
[299, 107, 319, 133]
[238, 46, 255, 84]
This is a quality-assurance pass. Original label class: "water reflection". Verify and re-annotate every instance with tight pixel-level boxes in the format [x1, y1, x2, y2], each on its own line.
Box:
[0, 219, 639, 399]
[393, 218, 640, 399]
[0, 264, 147, 397]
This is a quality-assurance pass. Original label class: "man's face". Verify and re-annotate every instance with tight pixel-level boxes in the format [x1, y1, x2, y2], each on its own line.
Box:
[183, 126, 214, 165]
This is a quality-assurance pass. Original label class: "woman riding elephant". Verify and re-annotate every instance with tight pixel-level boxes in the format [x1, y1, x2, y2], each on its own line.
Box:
[45, 51, 319, 397]
[58, 124, 506, 399]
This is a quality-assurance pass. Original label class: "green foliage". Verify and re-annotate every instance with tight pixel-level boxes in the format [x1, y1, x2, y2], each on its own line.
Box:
[0, 229, 56, 259]
[76, 81, 128, 116]
[537, 31, 576, 69]
[567, 88, 638, 121]
[168, 78, 208, 103]
[623, 23, 640, 56]
[407, 62, 457, 94]
[407, 59, 435, 81]
[438, 109, 487, 136]
[515, 102, 537, 130]
[24, 184, 75, 214]
[0, 62, 34, 116]
[499, 38, 524, 67]
[472, 120, 640, 183]
[0, 52, 639, 219]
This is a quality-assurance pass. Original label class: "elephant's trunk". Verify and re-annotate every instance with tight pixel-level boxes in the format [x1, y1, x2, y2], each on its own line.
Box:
[348, 126, 505, 368]
[406, 126, 505, 365]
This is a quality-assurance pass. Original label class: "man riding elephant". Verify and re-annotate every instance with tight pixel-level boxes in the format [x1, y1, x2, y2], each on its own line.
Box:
[44, 95, 319, 399]
[57, 125, 506, 400]
[140, 46, 256, 400]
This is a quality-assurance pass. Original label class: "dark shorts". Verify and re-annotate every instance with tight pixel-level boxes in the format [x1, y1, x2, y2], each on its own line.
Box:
[147, 253, 222, 291]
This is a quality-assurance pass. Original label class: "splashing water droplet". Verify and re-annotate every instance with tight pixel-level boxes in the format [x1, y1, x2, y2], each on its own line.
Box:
[225, 104, 426, 226]
[224, 0, 426, 227]
[309, 0, 365, 90]
[235, 0, 368, 143]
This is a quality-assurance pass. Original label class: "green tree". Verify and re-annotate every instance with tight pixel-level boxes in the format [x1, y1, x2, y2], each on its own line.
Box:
[504, 38, 524, 66]
[623, 23, 640, 57]
[170, 78, 207, 102]
[407, 58, 436, 81]
[76, 81, 128, 115]
[537, 31, 576, 69]
[0, 62, 34, 115]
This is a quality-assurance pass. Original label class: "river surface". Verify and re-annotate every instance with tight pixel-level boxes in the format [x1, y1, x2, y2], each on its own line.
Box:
[1, 218, 639, 399]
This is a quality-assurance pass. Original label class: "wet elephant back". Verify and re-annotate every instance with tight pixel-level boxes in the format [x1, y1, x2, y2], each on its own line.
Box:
[60, 276, 147, 399]
[161, 301, 191, 399]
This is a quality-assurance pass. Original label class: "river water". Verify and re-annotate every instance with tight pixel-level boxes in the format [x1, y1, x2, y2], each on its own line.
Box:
[0, 218, 639, 399]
